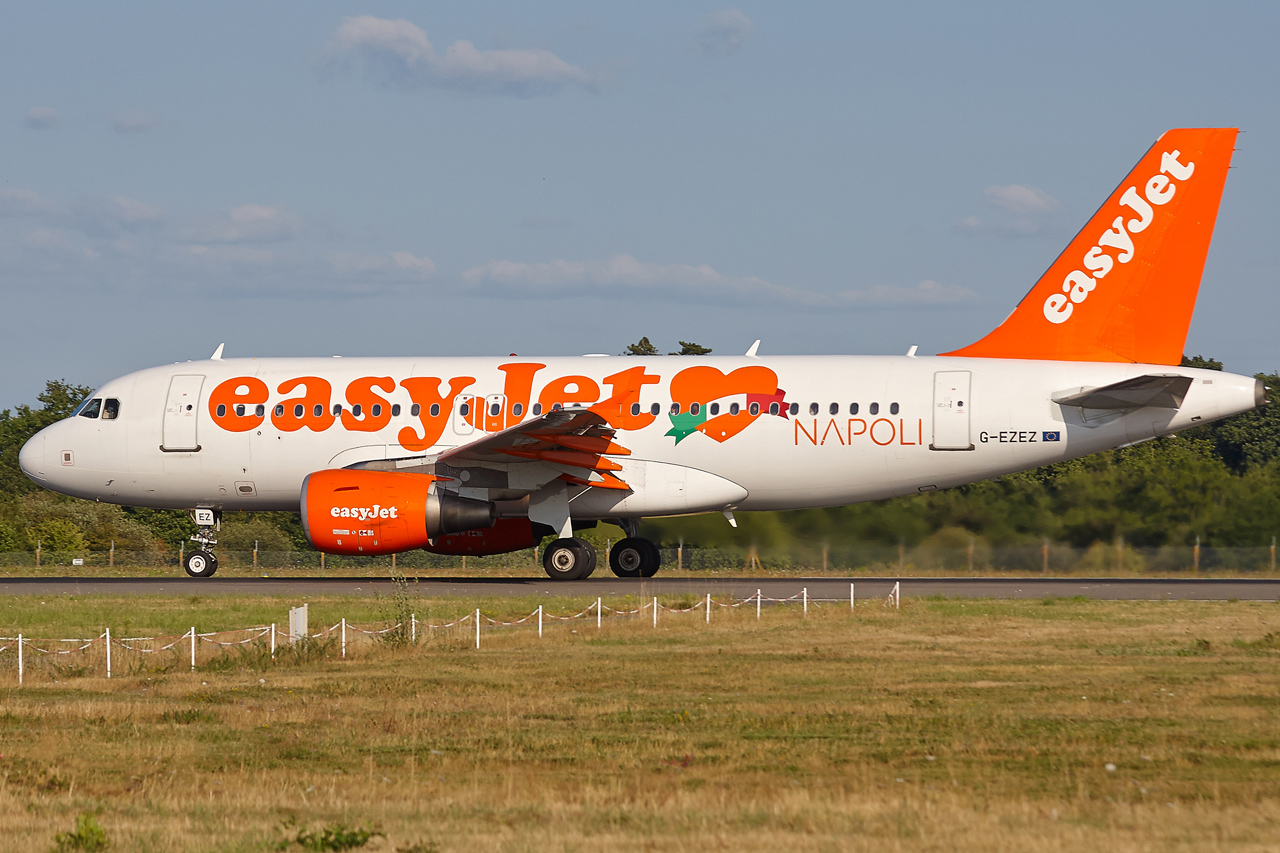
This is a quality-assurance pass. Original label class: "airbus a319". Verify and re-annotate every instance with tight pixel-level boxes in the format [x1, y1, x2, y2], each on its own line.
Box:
[19, 128, 1261, 580]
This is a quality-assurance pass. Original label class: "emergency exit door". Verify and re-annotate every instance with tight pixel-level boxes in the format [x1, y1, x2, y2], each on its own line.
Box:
[930, 371, 973, 451]
[162, 374, 205, 451]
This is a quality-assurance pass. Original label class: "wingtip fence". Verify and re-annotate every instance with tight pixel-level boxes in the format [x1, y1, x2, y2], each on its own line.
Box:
[0, 583, 904, 685]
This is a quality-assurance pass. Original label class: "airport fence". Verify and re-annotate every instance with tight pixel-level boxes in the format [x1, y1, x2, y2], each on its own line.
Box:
[0, 584, 892, 686]
[1, 541, 1277, 574]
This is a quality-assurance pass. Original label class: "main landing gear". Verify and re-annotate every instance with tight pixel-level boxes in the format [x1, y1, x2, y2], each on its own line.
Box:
[540, 535, 662, 581]
[184, 508, 220, 579]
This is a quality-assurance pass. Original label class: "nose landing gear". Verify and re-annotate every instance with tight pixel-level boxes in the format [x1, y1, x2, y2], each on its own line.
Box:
[185, 508, 221, 578]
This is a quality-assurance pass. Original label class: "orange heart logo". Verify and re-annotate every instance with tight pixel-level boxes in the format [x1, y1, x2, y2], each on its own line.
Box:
[668, 365, 779, 443]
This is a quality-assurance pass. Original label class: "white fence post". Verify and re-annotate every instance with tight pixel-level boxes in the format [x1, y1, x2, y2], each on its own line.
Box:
[105, 628, 111, 679]
[411, 613, 417, 645]
[270, 623, 275, 659]
[892, 581, 901, 609]
[705, 592, 711, 624]
[756, 589, 762, 621]
[475, 608, 480, 649]
[190, 627, 196, 671]
[652, 597, 658, 628]
[850, 582, 855, 612]
[341, 618, 347, 658]
[596, 597, 602, 630]
[17, 633, 22, 686]
[538, 605, 543, 638]
[803, 587, 808, 616]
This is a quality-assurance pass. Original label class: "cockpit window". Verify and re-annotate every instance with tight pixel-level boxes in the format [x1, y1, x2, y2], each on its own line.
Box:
[102, 398, 120, 420]
[78, 398, 102, 419]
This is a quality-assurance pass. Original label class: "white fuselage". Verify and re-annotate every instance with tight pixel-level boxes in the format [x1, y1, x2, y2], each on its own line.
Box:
[18, 355, 1260, 519]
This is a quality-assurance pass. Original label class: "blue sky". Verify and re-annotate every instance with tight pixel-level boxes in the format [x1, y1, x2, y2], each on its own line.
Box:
[3, 2, 1279, 405]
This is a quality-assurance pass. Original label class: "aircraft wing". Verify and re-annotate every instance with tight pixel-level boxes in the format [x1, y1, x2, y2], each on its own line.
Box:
[1052, 374, 1193, 411]
[438, 406, 632, 491]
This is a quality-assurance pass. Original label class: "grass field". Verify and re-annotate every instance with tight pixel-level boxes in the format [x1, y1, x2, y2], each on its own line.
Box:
[1, 593, 1278, 851]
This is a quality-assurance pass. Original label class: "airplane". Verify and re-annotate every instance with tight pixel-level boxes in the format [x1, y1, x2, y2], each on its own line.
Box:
[18, 128, 1262, 580]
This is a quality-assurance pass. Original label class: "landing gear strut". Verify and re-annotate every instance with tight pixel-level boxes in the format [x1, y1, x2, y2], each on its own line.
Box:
[185, 508, 221, 578]
[542, 538, 597, 581]
[608, 537, 661, 578]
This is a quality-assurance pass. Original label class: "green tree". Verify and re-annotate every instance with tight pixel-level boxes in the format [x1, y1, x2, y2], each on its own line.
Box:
[624, 336, 661, 356]
[670, 341, 712, 355]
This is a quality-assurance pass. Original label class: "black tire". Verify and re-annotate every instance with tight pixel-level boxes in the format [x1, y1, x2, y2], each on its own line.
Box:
[543, 537, 596, 581]
[184, 550, 218, 578]
[610, 537, 661, 578]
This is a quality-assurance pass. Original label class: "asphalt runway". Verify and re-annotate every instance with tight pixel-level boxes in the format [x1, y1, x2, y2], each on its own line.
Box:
[0, 576, 1275, 600]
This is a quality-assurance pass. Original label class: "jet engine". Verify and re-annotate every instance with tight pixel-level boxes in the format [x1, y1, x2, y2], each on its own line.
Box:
[301, 469, 495, 556]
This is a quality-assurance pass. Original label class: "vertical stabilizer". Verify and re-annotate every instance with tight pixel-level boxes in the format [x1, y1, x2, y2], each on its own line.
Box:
[943, 128, 1237, 364]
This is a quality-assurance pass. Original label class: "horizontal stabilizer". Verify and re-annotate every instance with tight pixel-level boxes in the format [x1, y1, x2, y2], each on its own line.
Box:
[1052, 374, 1192, 411]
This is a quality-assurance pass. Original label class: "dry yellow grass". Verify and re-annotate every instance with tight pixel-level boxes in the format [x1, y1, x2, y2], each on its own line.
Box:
[1, 595, 1278, 851]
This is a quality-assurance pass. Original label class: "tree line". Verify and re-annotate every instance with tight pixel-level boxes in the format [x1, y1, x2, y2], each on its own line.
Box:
[3, 354, 1279, 557]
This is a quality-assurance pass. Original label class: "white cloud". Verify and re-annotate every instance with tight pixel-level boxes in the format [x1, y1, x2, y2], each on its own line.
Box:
[462, 254, 976, 310]
[24, 107, 60, 130]
[0, 188, 57, 218]
[983, 184, 1059, 215]
[108, 196, 163, 224]
[185, 204, 301, 244]
[957, 184, 1063, 237]
[330, 250, 436, 278]
[325, 15, 596, 96]
[834, 279, 979, 307]
[696, 9, 753, 56]
[182, 244, 275, 265]
[109, 111, 161, 132]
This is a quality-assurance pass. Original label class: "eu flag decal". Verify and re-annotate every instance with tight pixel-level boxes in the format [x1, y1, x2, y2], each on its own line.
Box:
[1042, 431, 1061, 442]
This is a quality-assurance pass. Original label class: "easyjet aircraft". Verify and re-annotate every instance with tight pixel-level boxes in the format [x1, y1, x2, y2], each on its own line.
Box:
[19, 128, 1261, 580]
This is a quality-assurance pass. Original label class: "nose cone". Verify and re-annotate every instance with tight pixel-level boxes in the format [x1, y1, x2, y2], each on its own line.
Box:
[19, 432, 47, 482]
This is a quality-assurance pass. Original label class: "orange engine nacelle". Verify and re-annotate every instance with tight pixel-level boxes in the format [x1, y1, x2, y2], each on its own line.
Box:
[424, 517, 543, 556]
[301, 469, 495, 556]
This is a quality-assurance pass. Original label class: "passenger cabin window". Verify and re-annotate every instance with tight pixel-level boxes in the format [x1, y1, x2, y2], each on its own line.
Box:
[216, 404, 227, 418]
[670, 403, 681, 415]
[392, 404, 401, 417]
[532, 403, 542, 416]
[869, 402, 879, 415]
[274, 404, 285, 417]
[630, 403, 641, 416]
[255, 404, 265, 417]
[293, 404, 304, 418]
[690, 402, 701, 416]
[749, 402, 759, 416]
[650, 403, 660, 416]
[709, 403, 719, 416]
[429, 403, 440, 417]
[102, 399, 120, 420]
[411, 404, 421, 417]
[789, 402, 799, 416]
[373, 404, 384, 417]
[333, 403, 343, 416]
[352, 404, 363, 418]
[79, 399, 102, 419]
[235, 404, 245, 417]
[769, 402, 779, 415]
[850, 402, 859, 415]
[890, 402, 899, 415]
[512, 402, 523, 417]
[809, 402, 819, 416]
[829, 402, 838, 416]
[459, 402, 470, 417]
[730, 402, 740, 415]
[313, 404, 324, 417]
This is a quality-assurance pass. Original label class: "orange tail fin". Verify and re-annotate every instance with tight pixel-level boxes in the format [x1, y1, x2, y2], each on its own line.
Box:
[943, 128, 1238, 364]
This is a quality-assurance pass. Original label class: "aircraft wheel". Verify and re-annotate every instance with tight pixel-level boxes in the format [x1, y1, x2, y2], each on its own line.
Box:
[610, 537, 661, 578]
[543, 538, 596, 581]
[184, 550, 218, 578]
